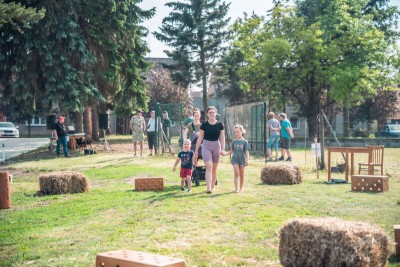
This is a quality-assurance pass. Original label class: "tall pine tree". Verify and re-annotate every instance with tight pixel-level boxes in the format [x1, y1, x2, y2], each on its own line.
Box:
[154, 0, 230, 112]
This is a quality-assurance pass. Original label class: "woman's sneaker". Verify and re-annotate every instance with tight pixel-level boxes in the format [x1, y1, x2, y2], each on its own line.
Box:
[278, 156, 285, 161]
[286, 157, 292, 161]
[181, 187, 185, 191]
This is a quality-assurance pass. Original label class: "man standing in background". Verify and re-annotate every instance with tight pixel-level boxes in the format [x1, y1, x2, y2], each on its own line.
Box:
[146, 111, 157, 156]
[52, 115, 70, 158]
[130, 110, 146, 156]
[278, 113, 294, 161]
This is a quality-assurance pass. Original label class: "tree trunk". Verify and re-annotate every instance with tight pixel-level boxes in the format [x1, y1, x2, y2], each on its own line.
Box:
[319, 110, 325, 170]
[303, 102, 319, 139]
[83, 106, 92, 140]
[74, 111, 83, 133]
[92, 103, 99, 141]
[343, 106, 350, 137]
[200, 47, 208, 113]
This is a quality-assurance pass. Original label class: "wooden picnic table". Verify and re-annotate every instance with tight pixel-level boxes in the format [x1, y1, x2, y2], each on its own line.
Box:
[327, 147, 373, 181]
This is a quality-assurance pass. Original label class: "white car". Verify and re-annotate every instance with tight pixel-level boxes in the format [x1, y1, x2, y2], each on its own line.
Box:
[0, 122, 20, 138]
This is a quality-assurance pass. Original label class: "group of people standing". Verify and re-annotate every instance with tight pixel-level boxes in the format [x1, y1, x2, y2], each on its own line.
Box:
[129, 110, 170, 156]
[266, 112, 295, 162]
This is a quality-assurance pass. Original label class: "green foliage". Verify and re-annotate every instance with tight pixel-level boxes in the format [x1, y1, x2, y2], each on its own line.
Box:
[0, 1, 45, 30]
[80, 0, 155, 116]
[223, 0, 399, 137]
[154, 0, 230, 110]
[0, 0, 154, 121]
[0, 1, 99, 121]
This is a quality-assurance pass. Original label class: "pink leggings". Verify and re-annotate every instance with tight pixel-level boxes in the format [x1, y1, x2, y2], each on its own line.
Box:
[201, 140, 221, 163]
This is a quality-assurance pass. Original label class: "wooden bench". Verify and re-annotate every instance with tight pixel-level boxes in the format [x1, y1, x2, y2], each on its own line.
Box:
[351, 175, 388, 192]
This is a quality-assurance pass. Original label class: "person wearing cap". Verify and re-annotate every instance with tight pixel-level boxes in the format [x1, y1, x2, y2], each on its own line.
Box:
[130, 110, 146, 156]
[278, 113, 294, 161]
[52, 116, 70, 158]
[146, 111, 157, 156]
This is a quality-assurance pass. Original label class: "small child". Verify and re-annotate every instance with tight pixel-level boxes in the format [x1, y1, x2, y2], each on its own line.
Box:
[223, 124, 250, 193]
[173, 139, 194, 193]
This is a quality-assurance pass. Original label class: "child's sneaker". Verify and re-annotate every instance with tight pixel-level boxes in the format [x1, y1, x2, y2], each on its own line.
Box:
[278, 156, 284, 161]
[286, 157, 292, 162]
[187, 189, 192, 193]
[181, 187, 185, 191]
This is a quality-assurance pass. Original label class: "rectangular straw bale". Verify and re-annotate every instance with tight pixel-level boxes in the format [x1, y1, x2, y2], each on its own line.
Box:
[39, 171, 90, 195]
[261, 165, 302, 185]
[279, 217, 391, 267]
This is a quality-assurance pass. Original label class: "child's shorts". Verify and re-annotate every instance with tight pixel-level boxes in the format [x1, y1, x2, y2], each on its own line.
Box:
[180, 168, 192, 178]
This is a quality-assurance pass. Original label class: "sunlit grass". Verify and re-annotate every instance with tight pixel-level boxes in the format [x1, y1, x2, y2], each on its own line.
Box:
[0, 146, 399, 266]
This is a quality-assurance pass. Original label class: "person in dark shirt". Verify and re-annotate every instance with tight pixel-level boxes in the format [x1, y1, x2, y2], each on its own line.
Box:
[173, 139, 194, 193]
[193, 106, 225, 194]
[52, 116, 70, 158]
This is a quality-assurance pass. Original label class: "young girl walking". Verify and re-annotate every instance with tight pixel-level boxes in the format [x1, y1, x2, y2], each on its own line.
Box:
[224, 124, 250, 193]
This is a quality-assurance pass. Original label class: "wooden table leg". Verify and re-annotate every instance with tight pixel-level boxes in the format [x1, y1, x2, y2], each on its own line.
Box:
[351, 152, 355, 176]
[368, 148, 373, 175]
[345, 150, 349, 181]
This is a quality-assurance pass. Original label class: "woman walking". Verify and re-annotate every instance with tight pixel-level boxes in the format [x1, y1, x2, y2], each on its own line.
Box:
[193, 106, 225, 194]
[183, 108, 201, 139]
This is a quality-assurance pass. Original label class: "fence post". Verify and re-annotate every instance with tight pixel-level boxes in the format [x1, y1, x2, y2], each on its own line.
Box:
[395, 225, 400, 257]
[0, 171, 11, 209]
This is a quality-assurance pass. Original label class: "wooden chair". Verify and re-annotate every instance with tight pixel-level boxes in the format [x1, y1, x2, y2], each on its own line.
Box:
[358, 145, 384, 175]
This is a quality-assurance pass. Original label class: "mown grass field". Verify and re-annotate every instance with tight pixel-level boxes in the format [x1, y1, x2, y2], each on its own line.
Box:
[0, 137, 399, 266]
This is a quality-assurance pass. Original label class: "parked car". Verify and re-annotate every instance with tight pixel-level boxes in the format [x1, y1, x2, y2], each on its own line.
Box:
[377, 124, 400, 137]
[0, 122, 20, 138]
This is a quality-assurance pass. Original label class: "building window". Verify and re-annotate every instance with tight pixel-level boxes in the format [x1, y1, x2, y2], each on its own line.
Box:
[289, 117, 300, 129]
[26, 116, 46, 126]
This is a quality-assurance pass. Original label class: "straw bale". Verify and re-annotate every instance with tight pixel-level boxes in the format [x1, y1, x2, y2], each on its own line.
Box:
[260, 165, 302, 185]
[39, 171, 90, 195]
[279, 217, 391, 267]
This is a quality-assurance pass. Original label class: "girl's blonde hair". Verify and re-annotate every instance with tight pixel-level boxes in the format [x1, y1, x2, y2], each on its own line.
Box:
[234, 124, 246, 135]
[267, 112, 275, 119]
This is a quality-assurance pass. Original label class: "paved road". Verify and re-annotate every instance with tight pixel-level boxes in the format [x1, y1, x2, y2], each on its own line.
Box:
[0, 138, 49, 161]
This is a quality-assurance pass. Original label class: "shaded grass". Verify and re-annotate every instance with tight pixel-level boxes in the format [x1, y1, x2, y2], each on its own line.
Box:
[0, 147, 399, 266]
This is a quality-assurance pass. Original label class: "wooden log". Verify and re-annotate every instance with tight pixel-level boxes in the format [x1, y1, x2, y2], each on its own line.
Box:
[0, 171, 11, 209]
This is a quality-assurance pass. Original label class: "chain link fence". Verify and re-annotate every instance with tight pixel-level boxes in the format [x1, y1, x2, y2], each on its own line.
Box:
[224, 102, 267, 155]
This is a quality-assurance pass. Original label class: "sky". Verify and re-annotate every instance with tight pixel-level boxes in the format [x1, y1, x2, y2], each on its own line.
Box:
[138, 0, 273, 57]
[139, 0, 400, 58]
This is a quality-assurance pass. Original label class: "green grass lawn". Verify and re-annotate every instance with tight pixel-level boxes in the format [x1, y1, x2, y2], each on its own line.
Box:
[0, 139, 399, 266]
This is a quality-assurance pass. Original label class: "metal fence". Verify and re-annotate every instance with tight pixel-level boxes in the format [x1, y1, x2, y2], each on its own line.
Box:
[155, 103, 183, 154]
[224, 102, 267, 154]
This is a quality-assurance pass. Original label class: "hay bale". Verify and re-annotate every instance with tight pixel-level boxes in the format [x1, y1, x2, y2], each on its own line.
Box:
[260, 165, 302, 185]
[279, 217, 391, 267]
[39, 171, 90, 195]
